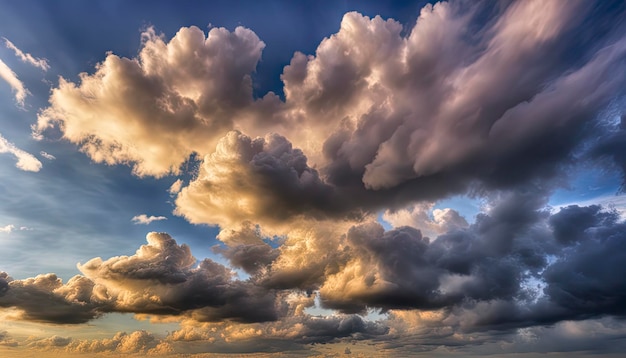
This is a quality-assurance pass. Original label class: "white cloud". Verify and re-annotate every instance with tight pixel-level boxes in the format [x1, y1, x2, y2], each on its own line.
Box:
[0, 59, 28, 106]
[131, 214, 167, 225]
[0, 132, 42, 172]
[0, 225, 14, 233]
[3, 38, 49, 71]
[382, 203, 468, 238]
[34, 25, 266, 177]
[168, 179, 183, 195]
[39, 151, 56, 160]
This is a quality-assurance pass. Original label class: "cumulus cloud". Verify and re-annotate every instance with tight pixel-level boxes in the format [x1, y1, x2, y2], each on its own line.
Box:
[2, 199, 626, 353]
[66, 331, 172, 354]
[382, 203, 468, 238]
[77, 232, 280, 323]
[3, 38, 49, 71]
[174, 131, 342, 232]
[173, 2, 625, 232]
[0, 59, 28, 106]
[0, 272, 104, 324]
[131, 214, 167, 225]
[34, 25, 266, 177]
[0, 233, 278, 324]
[0, 132, 42, 172]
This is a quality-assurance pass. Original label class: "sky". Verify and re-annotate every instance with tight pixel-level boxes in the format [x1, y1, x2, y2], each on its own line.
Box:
[0, 0, 626, 357]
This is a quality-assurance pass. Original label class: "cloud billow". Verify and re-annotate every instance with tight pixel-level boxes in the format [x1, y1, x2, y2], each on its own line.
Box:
[10, 0, 626, 354]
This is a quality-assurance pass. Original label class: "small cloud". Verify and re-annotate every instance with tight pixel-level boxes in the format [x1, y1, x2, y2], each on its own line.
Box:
[4, 37, 50, 71]
[0, 225, 15, 233]
[168, 179, 183, 195]
[0, 132, 42, 172]
[39, 151, 56, 160]
[0, 225, 32, 233]
[131, 214, 167, 225]
[0, 59, 28, 106]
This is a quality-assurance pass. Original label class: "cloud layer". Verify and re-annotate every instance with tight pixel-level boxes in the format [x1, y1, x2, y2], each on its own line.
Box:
[5, 0, 626, 356]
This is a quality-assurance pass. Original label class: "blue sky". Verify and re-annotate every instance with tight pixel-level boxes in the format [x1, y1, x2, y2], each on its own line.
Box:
[1, 1, 626, 357]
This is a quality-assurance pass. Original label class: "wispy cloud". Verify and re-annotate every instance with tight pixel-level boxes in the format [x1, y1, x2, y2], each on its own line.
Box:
[3, 38, 49, 71]
[0, 225, 31, 233]
[0, 132, 41, 172]
[131, 214, 167, 225]
[0, 225, 14, 233]
[0, 59, 28, 106]
[39, 151, 55, 160]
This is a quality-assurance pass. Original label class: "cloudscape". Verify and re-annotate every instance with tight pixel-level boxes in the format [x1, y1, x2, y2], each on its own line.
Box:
[1, 0, 626, 357]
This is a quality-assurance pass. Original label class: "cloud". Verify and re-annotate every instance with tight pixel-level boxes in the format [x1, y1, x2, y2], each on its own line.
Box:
[10, 0, 626, 355]
[174, 131, 341, 232]
[3, 38, 49, 71]
[77, 232, 279, 323]
[66, 331, 172, 354]
[0, 331, 18, 347]
[0, 272, 104, 324]
[0, 233, 278, 324]
[0, 225, 14, 233]
[2, 199, 626, 353]
[0, 225, 31, 233]
[0, 132, 42, 172]
[39, 151, 55, 160]
[0, 59, 28, 106]
[131, 214, 167, 225]
[382, 203, 468, 238]
[34, 25, 266, 177]
[27, 335, 72, 348]
[35, 1, 626, 217]
[168, 178, 183, 195]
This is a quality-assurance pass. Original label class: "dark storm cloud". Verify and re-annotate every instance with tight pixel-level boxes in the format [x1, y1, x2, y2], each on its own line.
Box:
[592, 115, 626, 191]
[316, 187, 626, 330]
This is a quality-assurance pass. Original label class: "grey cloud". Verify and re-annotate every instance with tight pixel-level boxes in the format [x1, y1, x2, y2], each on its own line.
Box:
[283, 0, 626, 212]
[0, 233, 280, 324]
[0, 272, 104, 324]
[78, 232, 280, 322]
[214, 243, 279, 275]
[175, 1, 626, 231]
[592, 115, 626, 191]
[0, 331, 18, 347]
[174, 131, 345, 230]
